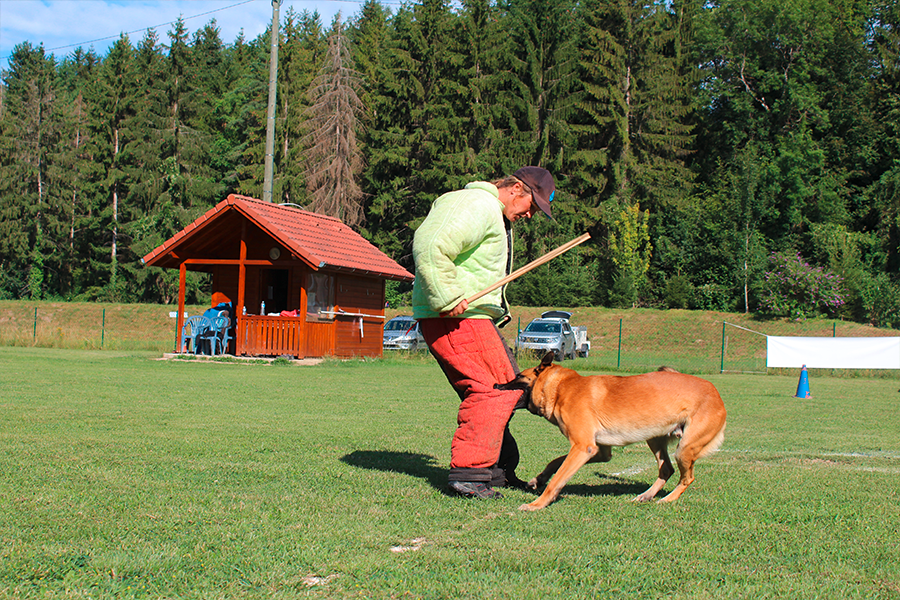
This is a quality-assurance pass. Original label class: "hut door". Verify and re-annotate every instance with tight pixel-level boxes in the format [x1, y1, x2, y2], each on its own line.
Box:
[260, 269, 289, 314]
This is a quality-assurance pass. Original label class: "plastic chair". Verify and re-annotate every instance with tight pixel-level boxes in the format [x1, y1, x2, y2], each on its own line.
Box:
[180, 316, 212, 354]
[210, 315, 232, 356]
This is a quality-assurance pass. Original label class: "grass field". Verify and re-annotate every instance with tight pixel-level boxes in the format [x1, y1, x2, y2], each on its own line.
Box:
[1, 346, 899, 598]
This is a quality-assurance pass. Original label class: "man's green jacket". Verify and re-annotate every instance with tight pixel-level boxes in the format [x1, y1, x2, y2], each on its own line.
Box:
[412, 181, 511, 322]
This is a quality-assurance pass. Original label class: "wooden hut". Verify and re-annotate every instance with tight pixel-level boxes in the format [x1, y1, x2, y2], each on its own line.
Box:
[141, 194, 414, 358]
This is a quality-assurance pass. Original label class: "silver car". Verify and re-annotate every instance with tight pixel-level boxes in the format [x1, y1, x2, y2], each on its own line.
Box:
[383, 316, 426, 351]
[516, 311, 577, 361]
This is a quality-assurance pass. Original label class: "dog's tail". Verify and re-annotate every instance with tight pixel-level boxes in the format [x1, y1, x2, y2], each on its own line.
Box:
[696, 421, 726, 459]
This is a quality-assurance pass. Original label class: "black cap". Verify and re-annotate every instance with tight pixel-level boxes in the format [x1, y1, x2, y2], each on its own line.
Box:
[513, 166, 556, 219]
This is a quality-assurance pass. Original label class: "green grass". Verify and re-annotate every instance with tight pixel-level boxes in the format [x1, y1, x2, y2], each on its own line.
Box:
[1, 347, 899, 598]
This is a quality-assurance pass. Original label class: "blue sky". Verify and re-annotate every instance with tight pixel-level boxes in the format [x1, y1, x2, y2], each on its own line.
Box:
[0, 0, 392, 73]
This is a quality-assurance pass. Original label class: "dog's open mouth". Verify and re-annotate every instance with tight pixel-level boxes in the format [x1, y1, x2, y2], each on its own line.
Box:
[494, 377, 529, 391]
[494, 378, 532, 411]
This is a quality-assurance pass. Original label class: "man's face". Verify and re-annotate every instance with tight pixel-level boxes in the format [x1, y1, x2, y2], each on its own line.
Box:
[503, 185, 538, 222]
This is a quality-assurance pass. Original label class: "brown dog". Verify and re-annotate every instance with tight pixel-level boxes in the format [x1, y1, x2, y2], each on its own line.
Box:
[496, 352, 726, 510]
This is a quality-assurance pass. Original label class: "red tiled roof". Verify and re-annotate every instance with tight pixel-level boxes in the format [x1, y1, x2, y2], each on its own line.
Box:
[141, 194, 414, 282]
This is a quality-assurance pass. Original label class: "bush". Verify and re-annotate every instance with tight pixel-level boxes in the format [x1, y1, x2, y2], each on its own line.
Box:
[758, 251, 846, 320]
[385, 280, 412, 308]
[693, 283, 736, 312]
[608, 272, 637, 308]
[663, 275, 693, 309]
[860, 273, 900, 329]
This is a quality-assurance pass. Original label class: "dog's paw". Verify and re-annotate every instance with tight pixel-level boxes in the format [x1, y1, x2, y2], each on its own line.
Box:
[597, 445, 613, 462]
[526, 478, 540, 490]
[504, 475, 530, 492]
[518, 501, 543, 511]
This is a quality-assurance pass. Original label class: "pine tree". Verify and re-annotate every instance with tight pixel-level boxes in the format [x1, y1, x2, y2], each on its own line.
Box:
[279, 9, 327, 205]
[450, 0, 507, 180]
[123, 29, 183, 302]
[48, 47, 99, 297]
[574, 0, 695, 210]
[83, 35, 135, 298]
[157, 18, 224, 214]
[302, 18, 366, 227]
[348, 0, 393, 245]
[0, 42, 58, 298]
[191, 19, 239, 194]
[348, 0, 391, 115]
[209, 31, 254, 197]
[361, 0, 461, 267]
[571, 0, 697, 304]
[225, 31, 269, 197]
[125, 29, 168, 219]
[500, 0, 579, 174]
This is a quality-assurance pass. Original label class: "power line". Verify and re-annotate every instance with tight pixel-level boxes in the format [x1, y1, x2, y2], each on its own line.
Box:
[1, 0, 405, 64]
[7, 0, 257, 57]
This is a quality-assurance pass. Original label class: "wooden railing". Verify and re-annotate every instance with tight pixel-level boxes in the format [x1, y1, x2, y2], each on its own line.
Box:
[238, 315, 304, 357]
[236, 315, 335, 358]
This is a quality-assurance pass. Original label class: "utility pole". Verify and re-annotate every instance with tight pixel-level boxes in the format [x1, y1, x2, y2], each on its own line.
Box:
[262, 0, 282, 202]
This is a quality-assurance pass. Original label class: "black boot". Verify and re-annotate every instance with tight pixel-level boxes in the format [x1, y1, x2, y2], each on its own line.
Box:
[448, 467, 502, 499]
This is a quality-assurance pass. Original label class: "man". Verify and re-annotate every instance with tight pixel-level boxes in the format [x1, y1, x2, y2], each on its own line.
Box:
[412, 167, 556, 499]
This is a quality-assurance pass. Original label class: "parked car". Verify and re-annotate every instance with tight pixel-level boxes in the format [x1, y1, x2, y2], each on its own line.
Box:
[516, 310, 578, 361]
[383, 316, 426, 351]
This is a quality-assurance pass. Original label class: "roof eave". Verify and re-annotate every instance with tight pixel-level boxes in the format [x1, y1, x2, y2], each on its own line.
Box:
[319, 262, 414, 282]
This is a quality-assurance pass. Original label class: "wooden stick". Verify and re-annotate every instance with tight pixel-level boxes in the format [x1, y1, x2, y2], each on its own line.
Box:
[466, 232, 592, 304]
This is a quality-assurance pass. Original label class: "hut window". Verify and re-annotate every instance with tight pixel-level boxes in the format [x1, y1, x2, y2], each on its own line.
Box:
[306, 272, 334, 321]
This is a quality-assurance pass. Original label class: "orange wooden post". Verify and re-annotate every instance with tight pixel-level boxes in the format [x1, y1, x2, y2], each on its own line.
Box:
[298, 269, 308, 358]
[176, 262, 187, 352]
[236, 222, 248, 355]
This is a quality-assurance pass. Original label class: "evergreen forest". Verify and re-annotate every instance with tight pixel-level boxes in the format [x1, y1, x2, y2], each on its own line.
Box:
[1, 0, 898, 328]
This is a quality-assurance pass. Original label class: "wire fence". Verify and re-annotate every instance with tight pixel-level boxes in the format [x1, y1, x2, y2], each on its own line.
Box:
[504, 310, 900, 379]
[3, 301, 899, 378]
[510, 316, 768, 374]
[0, 301, 203, 353]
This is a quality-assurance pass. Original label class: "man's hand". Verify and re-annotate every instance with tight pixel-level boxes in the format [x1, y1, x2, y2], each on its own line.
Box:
[440, 299, 468, 318]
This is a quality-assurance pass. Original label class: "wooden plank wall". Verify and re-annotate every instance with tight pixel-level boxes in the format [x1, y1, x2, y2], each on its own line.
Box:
[212, 265, 241, 307]
[334, 275, 385, 358]
[304, 321, 334, 357]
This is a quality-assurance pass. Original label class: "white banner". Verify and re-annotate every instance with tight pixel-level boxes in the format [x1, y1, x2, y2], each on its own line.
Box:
[766, 337, 900, 369]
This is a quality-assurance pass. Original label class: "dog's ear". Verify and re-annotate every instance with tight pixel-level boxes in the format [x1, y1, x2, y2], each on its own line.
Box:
[541, 351, 555, 367]
[532, 351, 554, 375]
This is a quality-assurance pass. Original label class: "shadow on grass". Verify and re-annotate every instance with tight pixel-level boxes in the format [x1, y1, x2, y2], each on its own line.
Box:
[341, 451, 654, 499]
[554, 473, 650, 498]
[341, 450, 447, 492]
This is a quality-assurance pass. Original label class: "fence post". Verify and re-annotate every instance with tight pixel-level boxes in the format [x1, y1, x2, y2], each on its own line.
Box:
[720, 321, 726, 373]
[101, 308, 106, 348]
[617, 318, 622, 369]
[515, 316, 520, 359]
[33, 307, 38, 342]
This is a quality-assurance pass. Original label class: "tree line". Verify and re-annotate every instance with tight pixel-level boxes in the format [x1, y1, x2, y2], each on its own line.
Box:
[1, 0, 898, 327]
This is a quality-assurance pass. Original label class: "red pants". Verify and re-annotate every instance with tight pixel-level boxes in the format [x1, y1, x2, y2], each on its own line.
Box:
[419, 318, 522, 471]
